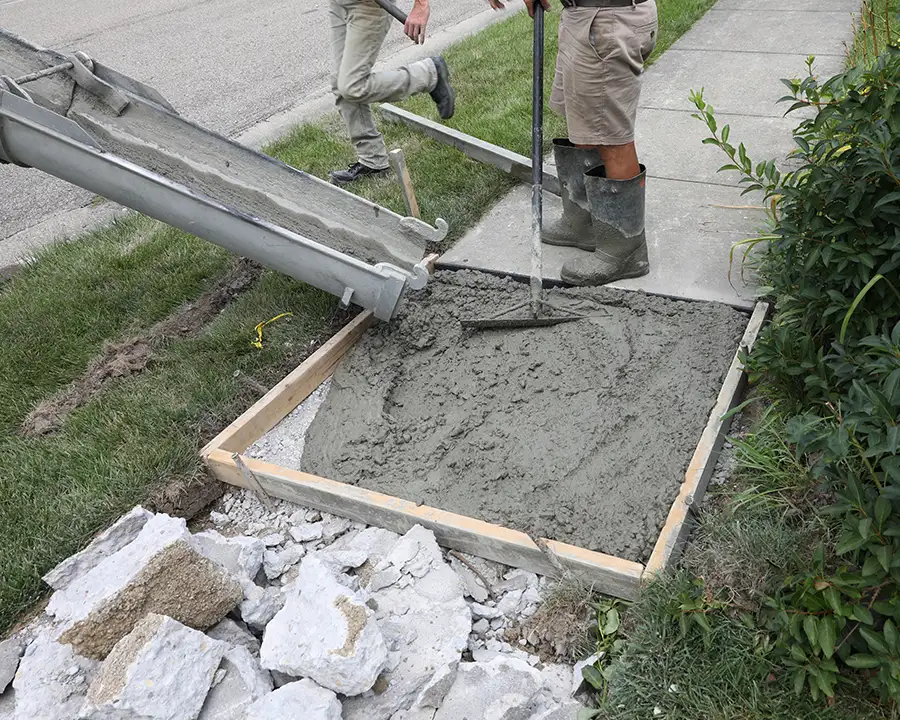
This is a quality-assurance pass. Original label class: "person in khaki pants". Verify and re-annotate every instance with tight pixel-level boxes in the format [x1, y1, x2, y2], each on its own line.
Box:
[508, 0, 658, 286]
[328, 0, 455, 184]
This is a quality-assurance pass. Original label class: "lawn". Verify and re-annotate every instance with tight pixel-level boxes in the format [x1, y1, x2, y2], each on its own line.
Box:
[0, 0, 719, 635]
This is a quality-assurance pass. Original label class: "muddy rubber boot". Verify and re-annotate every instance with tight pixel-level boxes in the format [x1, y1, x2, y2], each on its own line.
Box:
[560, 165, 650, 286]
[542, 139, 602, 252]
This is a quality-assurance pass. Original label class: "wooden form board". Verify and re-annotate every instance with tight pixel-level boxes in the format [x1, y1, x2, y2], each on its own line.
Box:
[202, 299, 769, 600]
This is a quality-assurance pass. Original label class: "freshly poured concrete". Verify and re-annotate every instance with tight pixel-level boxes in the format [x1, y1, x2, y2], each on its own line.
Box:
[438, 1, 856, 307]
[294, 272, 747, 563]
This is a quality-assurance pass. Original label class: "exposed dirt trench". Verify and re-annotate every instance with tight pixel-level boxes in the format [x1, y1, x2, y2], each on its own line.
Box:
[22, 258, 262, 438]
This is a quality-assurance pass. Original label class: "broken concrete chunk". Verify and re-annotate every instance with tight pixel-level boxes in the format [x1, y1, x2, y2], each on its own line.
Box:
[0, 637, 24, 694]
[433, 657, 543, 720]
[245, 679, 341, 720]
[192, 531, 265, 583]
[495, 569, 538, 595]
[369, 565, 402, 592]
[411, 661, 458, 710]
[531, 701, 586, 720]
[314, 548, 369, 575]
[260, 533, 283, 547]
[497, 588, 525, 617]
[448, 556, 489, 603]
[262, 543, 305, 581]
[321, 515, 352, 541]
[81, 614, 226, 720]
[239, 585, 285, 630]
[198, 646, 273, 720]
[328, 527, 400, 565]
[469, 602, 501, 619]
[47, 514, 243, 659]
[289, 522, 323, 543]
[206, 618, 260, 656]
[342, 526, 471, 720]
[43, 507, 152, 591]
[260, 556, 387, 695]
[0, 688, 13, 720]
[12, 633, 98, 720]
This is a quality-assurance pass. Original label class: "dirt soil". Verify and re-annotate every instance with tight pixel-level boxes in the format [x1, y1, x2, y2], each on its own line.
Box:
[293, 271, 747, 562]
[22, 259, 262, 437]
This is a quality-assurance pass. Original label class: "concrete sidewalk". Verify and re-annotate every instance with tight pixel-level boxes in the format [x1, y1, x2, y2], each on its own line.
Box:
[438, 0, 858, 309]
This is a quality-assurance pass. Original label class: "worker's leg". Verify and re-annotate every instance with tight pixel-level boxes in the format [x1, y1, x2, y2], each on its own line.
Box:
[329, 0, 393, 172]
[335, 1, 437, 107]
[549, 2, 658, 285]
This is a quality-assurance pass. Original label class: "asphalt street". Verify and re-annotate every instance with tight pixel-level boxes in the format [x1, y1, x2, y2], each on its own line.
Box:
[0, 0, 491, 246]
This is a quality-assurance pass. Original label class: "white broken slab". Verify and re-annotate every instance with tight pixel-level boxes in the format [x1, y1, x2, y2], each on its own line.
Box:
[245, 679, 341, 720]
[343, 526, 472, 720]
[192, 531, 265, 584]
[0, 688, 13, 720]
[260, 556, 387, 695]
[206, 619, 260, 656]
[43, 507, 152, 592]
[239, 585, 285, 630]
[47, 514, 243, 659]
[12, 633, 99, 720]
[198, 646, 273, 720]
[0, 638, 24, 694]
[81, 614, 226, 720]
[433, 657, 543, 720]
[289, 523, 323, 543]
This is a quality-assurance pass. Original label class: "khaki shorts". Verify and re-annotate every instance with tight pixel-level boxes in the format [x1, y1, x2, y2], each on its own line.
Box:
[549, 1, 658, 146]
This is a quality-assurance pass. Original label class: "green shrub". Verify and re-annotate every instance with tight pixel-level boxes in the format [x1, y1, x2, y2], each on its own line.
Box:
[690, 46, 900, 702]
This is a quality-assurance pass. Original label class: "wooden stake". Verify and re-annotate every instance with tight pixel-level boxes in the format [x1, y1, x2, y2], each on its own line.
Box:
[233, 453, 275, 511]
[389, 148, 420, 219]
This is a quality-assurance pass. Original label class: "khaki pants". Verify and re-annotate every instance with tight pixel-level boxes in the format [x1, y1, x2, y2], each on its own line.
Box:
[329, 0, 437, 169]
[550, 1, 658, 146]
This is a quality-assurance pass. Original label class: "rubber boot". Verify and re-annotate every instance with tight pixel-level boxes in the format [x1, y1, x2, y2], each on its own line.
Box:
[542, 139, 602, 252]
[560, 165, 650, 286]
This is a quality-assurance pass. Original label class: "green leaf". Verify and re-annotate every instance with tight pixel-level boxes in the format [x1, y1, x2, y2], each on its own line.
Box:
[602, 608, 620, 636]
[790, 643, 808, 663]
[874, 191, 900, 210]
[804, 615, 818, 646]
[846, 654, 882, 669]
[581, 664, 605, 691]
[875, 545, 892, 572]
[852, 605, 874, 625]
[876, 497, 892, 528]
[693, 612, 713, 635]
[860, 626, 889, 655]
[793, 667, 807, 695]
[859, 517, 873, 541]
[824, 587, 843, 614]
[841, 275, 886, 344]
[885, 620, 900, 655]
[819, 616, 837, 659]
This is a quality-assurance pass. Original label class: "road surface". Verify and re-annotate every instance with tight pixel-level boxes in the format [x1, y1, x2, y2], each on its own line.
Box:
[0, 0, 492, 250]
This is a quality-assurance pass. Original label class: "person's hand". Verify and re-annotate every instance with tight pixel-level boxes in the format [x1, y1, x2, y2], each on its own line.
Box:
[488, 0, 506, 10]
[404, 2, 430, 44]
[523, 0, 550, 17]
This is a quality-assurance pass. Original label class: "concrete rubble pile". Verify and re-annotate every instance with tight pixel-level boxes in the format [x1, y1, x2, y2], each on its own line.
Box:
[0, 491, 594, 719]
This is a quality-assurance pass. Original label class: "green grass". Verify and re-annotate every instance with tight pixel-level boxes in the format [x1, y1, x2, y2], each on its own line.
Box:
[0, 0, 720, 634]
[849, 0, 898, 67]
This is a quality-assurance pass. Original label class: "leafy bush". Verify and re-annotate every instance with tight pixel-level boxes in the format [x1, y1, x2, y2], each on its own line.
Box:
[690, 45, 900, 702]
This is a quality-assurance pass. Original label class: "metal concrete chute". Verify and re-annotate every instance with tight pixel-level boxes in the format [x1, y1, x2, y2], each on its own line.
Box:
[0, 28, 446, 320]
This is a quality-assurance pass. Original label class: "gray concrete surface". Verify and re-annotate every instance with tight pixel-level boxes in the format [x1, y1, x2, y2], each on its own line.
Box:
[0, 0, 506, 262]
[439, 0, 858, 307]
